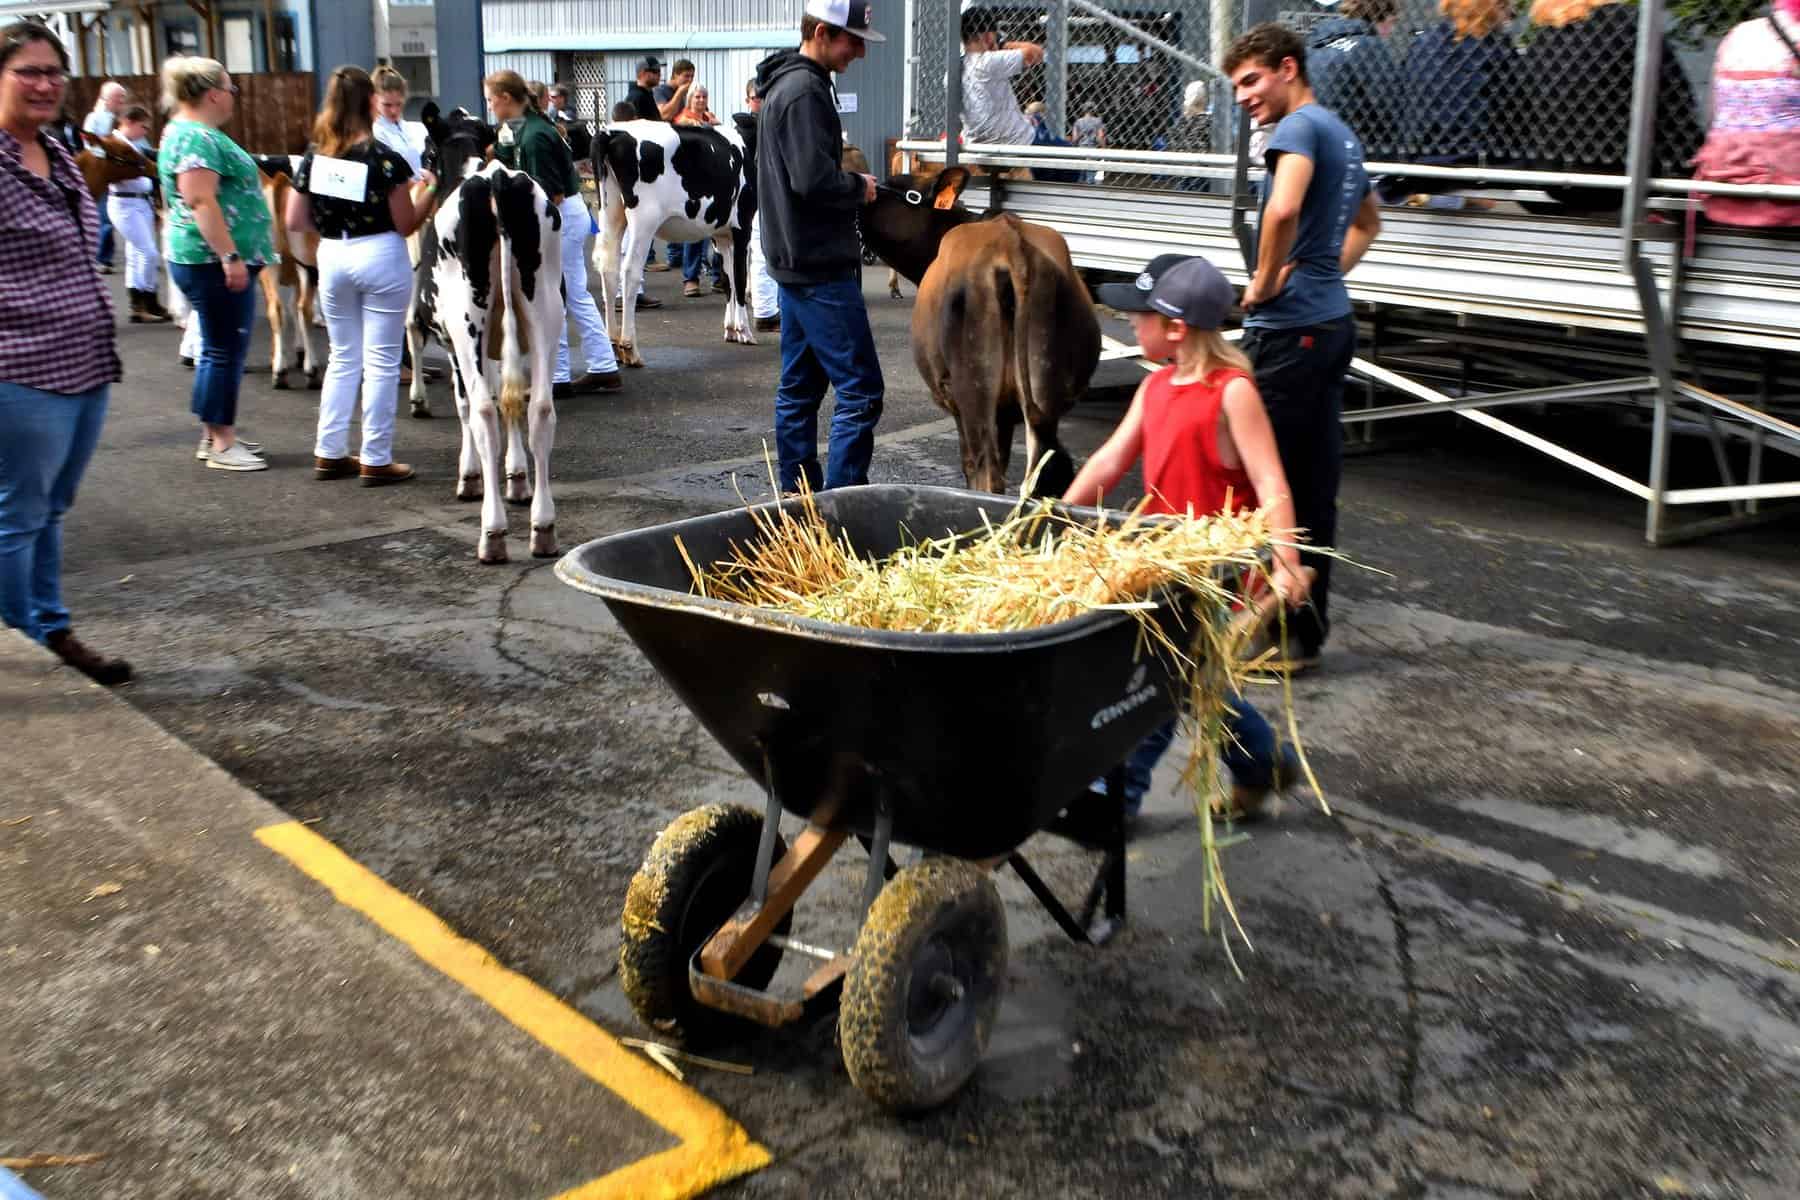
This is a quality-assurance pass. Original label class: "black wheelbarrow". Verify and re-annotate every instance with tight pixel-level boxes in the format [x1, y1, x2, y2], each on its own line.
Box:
[557, 484, 1216, 1112]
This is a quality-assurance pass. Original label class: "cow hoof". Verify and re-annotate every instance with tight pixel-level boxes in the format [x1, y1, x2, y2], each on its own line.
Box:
[272, 372, 290, 391]
[410, 401, 433, 419]
[504, 473, 531, 506]
[455, 475, 482, 502]
[617, 343, 644, 369]
[306, 371, 323, 391]
[530, 525, 558, 558]
[478, 531, 509, 564]
[889, 286, 903, 300]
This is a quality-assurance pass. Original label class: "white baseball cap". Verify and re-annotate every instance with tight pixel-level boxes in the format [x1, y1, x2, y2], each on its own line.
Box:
[804, 0, 888, 42]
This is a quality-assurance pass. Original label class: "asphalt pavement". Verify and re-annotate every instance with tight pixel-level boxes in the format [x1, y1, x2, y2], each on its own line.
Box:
[3, 263, 1797, 1199]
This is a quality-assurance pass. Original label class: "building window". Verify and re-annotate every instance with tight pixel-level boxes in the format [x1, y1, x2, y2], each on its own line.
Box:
[165, 21, 199, 58]
[271, 14, 298, 72]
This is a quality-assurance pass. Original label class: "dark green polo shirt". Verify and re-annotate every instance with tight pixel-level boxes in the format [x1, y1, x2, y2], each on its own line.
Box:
[498, 108, 580, 201]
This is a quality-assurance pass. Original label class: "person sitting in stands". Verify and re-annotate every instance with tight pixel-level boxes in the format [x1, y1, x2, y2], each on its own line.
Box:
[1692, 0, 1800, 228]
[1510, 0, 1701, 214]
[1307, 0, 1404, 164]
[1393, 0, 1518, 208]
[959, 8, 1080, 182]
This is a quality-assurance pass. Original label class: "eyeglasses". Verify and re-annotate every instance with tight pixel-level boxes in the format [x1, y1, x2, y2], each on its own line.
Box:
[6, 66, 68, 85]
[211, 82, 239, 96]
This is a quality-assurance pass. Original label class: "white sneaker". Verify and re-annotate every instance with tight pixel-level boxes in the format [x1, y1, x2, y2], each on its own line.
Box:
[197, 434, 264, 460]
[205, 441, 269, 471]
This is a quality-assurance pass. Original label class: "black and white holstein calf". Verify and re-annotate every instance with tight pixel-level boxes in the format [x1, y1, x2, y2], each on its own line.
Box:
[591, 118, 758, 367]
[410, 106, 566, 563]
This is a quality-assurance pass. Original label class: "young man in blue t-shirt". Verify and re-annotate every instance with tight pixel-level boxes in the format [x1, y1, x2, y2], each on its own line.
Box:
[1225, 23, 1382, 672]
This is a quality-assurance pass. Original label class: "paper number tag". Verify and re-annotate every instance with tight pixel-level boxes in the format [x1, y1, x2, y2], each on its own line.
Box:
[310, 155, 369, 202]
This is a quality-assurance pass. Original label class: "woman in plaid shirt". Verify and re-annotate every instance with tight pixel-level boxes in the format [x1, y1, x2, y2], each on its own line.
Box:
[0, 22, 130, 684]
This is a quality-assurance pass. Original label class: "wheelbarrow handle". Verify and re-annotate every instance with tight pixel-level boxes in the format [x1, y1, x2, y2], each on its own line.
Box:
[1225, 565, 1318, 648]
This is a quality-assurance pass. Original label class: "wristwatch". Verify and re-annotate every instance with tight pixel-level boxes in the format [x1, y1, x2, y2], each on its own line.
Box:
[222, 251, 243, 264]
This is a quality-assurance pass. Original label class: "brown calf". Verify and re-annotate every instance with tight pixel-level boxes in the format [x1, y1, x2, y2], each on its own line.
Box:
[75, 131, 153, 200]
[255, 161, 321, 390]
[862, 168, 1100, 496]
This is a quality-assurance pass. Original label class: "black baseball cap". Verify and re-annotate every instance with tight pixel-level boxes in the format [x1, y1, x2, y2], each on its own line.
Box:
[1148, 256, 1235, 331]
[1093, 253, 1193, 312]
[637, 55, 662, 73]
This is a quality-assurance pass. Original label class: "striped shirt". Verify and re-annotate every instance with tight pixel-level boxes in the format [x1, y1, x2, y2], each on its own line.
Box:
[0, 128, 119, 393]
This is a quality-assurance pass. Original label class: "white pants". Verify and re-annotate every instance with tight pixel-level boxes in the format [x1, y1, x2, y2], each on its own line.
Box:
[315, 232, 412, 466]
[107, 195, 161, 292]
[748, 213, 779, 320]
[555, 193, 618, 381]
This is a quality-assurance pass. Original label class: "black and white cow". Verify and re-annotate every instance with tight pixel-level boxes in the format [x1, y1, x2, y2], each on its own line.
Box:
[591, 117, 758, 367]
[410, 106, 566, 563]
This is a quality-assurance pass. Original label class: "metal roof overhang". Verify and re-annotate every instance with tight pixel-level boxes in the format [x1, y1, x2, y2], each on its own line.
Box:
[0, 1, 110, 15]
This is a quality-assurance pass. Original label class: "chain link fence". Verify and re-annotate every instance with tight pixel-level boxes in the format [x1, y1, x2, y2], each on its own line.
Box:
[910, 0, 1727, 194]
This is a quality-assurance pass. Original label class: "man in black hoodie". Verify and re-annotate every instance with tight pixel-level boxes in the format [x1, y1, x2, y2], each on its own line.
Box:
[754, 0, 884, 494]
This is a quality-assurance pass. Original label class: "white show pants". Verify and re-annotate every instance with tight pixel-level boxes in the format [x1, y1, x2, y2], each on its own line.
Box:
[314, 232, 412, 467]
[748, 213, 779, 320]
[555, 193, 618, 381]
[106, 194, 161, 292]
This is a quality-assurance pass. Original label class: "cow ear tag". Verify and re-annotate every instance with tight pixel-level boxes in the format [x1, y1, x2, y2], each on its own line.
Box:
[932, 190, 957, 211]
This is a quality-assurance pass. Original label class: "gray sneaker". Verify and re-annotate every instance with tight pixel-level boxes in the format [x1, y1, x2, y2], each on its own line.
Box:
[197, 433, 264, 460]
[205, 441, 269, 472]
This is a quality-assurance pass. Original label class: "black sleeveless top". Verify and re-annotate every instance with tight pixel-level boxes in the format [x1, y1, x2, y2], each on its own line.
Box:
[294, 140, 414, 238]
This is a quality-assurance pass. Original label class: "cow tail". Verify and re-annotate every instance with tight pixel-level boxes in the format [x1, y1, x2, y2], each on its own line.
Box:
[497, 217, 529, 429]
[1005, 238, 1035, 432]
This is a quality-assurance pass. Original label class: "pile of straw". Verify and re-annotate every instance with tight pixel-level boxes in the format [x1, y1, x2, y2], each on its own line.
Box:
[678, 483, 1329, 973]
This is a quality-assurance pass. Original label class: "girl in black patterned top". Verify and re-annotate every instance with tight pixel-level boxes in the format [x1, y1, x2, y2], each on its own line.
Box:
[285, 65, 436, 485]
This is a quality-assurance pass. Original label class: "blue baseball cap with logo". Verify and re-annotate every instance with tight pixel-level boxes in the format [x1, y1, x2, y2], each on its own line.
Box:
[1093, 253, 1193, 313]
[804, 0, 888, 41]
[1147, 256, 1235, 331]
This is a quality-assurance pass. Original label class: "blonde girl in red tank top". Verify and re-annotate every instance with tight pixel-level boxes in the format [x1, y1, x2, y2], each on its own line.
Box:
[1066, 259, 1309, 609]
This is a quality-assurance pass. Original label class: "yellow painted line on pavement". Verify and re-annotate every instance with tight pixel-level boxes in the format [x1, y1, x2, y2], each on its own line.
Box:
[255, 820, 769, 1200]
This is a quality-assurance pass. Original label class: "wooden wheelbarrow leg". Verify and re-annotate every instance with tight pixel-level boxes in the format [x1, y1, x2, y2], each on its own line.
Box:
[700, 825, 849, 983]
[689, 824, 850, 1028]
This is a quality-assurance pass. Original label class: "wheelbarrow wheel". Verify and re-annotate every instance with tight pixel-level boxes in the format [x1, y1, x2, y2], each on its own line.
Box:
[839, 859, 1007, 1112]
[619, 803, 789, 1045]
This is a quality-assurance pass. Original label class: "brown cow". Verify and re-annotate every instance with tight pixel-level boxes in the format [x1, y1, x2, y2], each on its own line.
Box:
[75, 131, 153, 199]
[862, 167, 1100, 496]
[254, 157, 321, 390]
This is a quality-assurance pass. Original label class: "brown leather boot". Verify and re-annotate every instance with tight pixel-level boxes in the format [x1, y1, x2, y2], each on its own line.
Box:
[45, 630, 132, 686]
[140, 291, 173, 323]
[359, 461, 416, 487]
[314, 455, 361, 480]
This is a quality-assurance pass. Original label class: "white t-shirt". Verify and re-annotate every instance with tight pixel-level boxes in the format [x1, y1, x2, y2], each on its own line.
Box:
[961, 50, 1034, 145]
[373, 116, 423, 173]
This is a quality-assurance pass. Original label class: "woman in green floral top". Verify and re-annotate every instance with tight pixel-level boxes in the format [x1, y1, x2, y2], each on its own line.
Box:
[158, 55, 275, 472]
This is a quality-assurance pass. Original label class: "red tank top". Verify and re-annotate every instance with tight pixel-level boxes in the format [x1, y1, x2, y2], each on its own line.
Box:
[1140, 366, 1258, 517]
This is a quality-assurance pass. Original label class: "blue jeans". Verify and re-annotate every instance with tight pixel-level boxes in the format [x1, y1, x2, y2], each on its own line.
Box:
[681, 240, 720, 284]
[775, 278, 884, 492]
[1031, 121, 1082, 184]
[0, 382, 108, 643]
[1240, 315, 1356, 656]
[96, 201, 115, 267]
[1117, 703, 1285, 815]
[171, 261, 262, 428]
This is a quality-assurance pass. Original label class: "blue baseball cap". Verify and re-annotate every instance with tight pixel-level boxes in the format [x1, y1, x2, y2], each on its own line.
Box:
[1093, 253, 1192, 313]
[1147, 256, 1235, 331]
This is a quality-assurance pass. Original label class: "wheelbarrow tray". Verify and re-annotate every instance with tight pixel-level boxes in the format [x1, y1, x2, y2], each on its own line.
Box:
[556, 484, 1194, 860]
